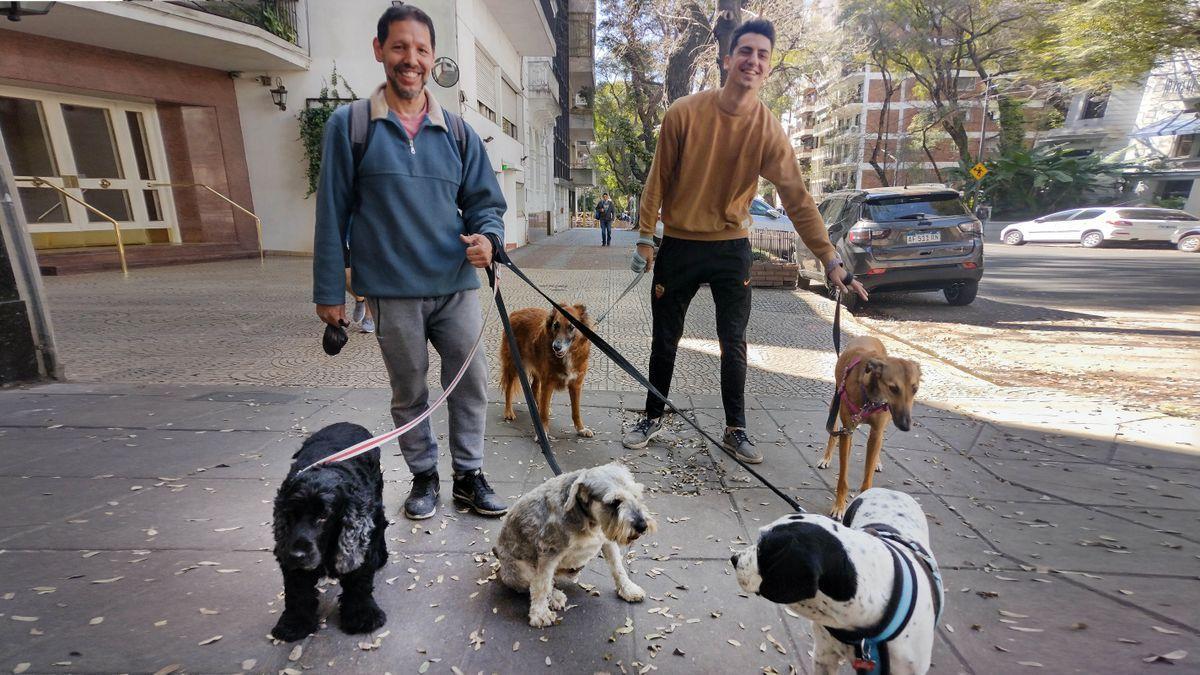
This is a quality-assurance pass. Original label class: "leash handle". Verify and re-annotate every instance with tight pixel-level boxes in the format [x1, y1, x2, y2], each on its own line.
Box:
[487, 264, 563, 476]
[494, 250, 803, 512]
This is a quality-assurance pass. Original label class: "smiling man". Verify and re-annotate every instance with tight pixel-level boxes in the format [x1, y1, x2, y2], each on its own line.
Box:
[624, 19, 868, 463]
[312, 5, 508, 520]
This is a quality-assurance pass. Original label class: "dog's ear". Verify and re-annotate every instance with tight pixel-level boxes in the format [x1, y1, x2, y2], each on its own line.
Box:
[574, 304, 590, 325]
[756, 526, 819, 604]
[756, 521, 857, 605]
[334, 493, 374, 574]
[272, 486, 294, 562]
[563, 470, 590, 512]
[864, 358, 886, 377]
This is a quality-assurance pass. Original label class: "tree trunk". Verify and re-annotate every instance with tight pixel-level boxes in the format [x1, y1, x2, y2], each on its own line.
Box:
[713, 0, 742, 86]
[665, 2, 712, 103]
[867, 70, 898, 187]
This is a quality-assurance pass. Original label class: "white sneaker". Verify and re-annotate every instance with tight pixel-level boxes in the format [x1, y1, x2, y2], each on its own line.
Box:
[351, 300, 366, 324]
[360, 316, 375, 334]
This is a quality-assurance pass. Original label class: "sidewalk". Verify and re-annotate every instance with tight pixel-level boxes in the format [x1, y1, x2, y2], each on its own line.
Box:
[2, 227, 1196, 672]
[0, 382, 1196, 674]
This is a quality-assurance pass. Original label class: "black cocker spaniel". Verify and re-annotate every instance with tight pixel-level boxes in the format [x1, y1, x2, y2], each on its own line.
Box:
[271, 422, 388, 642]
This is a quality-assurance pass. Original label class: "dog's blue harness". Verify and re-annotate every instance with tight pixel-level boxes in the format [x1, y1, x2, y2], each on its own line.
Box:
[825, 522, 944, 675]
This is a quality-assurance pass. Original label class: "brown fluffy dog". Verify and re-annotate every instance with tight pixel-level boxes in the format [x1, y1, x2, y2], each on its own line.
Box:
[819, 336, 921, 519]
[500, 304, 594, 438]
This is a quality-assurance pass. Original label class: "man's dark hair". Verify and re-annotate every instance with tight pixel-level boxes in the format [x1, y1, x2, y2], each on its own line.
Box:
[602, 192, 609, 197]
[377, 5, 436, 49]
[731, 19, 775, 51]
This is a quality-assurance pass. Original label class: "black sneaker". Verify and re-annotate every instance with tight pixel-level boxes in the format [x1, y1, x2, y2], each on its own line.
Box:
[722, 427, 763, 464]
[404, 468, 440, 520]
[452, 470, 508, 516]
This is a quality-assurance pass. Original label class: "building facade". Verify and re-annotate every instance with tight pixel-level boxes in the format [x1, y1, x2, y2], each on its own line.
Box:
[0, 0, 596, 273]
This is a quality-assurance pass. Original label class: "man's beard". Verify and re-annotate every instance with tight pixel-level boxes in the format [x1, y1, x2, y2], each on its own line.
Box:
[389, 67, 425, 100]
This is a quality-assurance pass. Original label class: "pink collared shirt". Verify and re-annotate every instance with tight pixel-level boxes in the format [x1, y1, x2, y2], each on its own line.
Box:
[397, 94, 429, 140]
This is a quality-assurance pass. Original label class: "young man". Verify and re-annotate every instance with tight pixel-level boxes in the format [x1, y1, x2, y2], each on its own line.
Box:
[624, 19, 867, 463]
[313, 6, 508, 519]
[595, 192, 617, 246]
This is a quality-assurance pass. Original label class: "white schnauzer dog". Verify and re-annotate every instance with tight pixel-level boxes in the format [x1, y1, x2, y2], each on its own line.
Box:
[494, 463, 657, 627]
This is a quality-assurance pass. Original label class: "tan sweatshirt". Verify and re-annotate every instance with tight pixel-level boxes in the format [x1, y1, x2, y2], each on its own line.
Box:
[638, 89, 834, 262]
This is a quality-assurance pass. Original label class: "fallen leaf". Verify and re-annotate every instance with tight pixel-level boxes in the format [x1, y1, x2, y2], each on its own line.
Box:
[1009, 626, 1044, 633]
[199, 608, 219, 615]
[1152, 626, 1181, 635]
[241, 660, 256, 671]
[1017, 662, 1043, 668]
[513, 641, 520, 652]
[152, 665, 181, 675]
[998, 610, 1028, 619]
[89, 616, 104, 625]
[728, 639, 741, 647]
[198, 635, 222, 646]
[10, 616, 38, 622]
[288, 645, 302, 661]
[13, 664, 30, 674]
[91, 576, 124, 584]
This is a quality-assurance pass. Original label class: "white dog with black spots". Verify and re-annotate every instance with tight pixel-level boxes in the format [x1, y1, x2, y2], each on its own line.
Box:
[731, 488, 938, 675]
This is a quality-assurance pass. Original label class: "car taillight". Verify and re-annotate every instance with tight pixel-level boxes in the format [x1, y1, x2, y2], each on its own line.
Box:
[1107, 219, 1131, 227]
[962, 261, 977, 269]
[867, 268, 887, 275]
[958, 220, 982, 234]
[848, 227, 891, 244]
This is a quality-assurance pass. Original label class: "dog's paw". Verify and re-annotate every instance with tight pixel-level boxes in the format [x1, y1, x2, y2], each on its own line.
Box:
[576, 427, 595, 438]
[339, 602, 387, 635]
[617, 582, 645, 603]
[816, 457, 831, 469]
[548, 588, 568, 611]
[828, 505, 847, 521]
[271, 614, 319, 642]
[528, 605, 558, 628]
[874, 459, 883, 473]
[503, 409, 516, 421]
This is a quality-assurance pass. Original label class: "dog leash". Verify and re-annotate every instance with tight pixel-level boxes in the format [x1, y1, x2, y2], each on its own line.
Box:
[493, 249, 803, 511]
[297, 272, 501, 474]
[592, 270, 645, 326]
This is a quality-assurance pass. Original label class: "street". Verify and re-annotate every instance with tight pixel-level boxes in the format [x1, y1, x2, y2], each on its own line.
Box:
[850, 226, 1200, 419]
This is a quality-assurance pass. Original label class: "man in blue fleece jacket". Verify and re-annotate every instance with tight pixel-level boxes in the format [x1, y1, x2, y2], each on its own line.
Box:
[313, 5, 508, 520]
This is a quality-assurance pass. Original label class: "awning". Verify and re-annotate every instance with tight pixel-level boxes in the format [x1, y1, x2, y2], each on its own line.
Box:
[1131, 113, 1200, 138]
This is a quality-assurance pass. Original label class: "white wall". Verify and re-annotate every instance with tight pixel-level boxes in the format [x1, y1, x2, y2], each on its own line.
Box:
[236, 0, 535, 252]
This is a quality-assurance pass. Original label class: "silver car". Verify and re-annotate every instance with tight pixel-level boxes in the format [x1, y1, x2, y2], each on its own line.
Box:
[1002, 207, 1198, 248]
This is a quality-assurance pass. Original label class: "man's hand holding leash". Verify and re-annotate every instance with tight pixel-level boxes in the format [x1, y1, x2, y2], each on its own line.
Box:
[462, 233, 493, 269]
[631, 235, 656, 273]
[824, 255, 869, 301]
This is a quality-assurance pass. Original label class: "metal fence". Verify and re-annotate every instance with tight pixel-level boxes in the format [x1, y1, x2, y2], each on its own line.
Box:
[168, 0, 301, 45]
[748, 229, 798, 262]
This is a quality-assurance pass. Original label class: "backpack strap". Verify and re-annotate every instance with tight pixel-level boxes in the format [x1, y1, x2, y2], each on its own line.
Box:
[349, 98, 373, 171]
[444, 109, 468, 162]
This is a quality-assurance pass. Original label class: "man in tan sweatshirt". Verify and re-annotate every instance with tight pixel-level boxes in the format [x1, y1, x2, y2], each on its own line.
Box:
[622, 19, 867, 463]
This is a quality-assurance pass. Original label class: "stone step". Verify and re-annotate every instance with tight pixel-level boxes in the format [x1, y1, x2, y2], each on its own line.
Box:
[36, 243, 259, 275]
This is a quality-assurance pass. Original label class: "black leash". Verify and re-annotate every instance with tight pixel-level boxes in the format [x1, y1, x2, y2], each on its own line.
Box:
[487, 265, 562, 476]
[825, 278, 854, 436]
[493, 250, 803, 512]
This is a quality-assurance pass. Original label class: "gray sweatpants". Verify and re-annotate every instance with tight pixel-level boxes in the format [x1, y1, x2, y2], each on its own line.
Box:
[369, 290, 487, 475]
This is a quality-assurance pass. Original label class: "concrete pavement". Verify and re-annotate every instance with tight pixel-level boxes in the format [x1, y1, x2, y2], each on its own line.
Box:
[1, 226, 1196, 673]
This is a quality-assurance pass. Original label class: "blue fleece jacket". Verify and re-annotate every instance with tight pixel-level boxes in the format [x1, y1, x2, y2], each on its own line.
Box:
[312, 89, 506, 304]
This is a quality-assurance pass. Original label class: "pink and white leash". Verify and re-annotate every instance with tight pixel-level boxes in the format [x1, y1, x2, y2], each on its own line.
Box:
[297, 269, 501, 474]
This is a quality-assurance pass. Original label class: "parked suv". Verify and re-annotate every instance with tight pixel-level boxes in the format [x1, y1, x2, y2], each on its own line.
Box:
[797, 185, 985, 308]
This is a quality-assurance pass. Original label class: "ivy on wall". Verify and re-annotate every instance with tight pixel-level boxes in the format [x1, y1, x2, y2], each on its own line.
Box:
[298, 66, 358, 197]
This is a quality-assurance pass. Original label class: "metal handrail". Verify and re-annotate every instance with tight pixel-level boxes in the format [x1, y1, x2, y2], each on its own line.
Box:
[148, 182, 263, 263]
[18, 177, 128, 275]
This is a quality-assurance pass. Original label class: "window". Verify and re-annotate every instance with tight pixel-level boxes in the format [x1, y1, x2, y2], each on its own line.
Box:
[1118, 207, 1197, 220]
[502, 80, 520, 141]
[1039, 210, 1080, 222]
[864, 193, 969, 221]
[1072, 209, 1105, 220]
[749, 199, 770, 216]
[1081, 91, 1109, 119]
[476, 45, 498, 124]
[1172, 134, 1196, 158]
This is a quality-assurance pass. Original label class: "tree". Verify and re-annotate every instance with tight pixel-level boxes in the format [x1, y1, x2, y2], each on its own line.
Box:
[1023, 0, 1200, 92]
[970, 144, 1132, 217]
[841, 0, 1036, 170]
[593, 81, 655, 199]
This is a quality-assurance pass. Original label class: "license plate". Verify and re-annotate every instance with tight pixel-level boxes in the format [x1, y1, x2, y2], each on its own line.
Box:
[906, 231, 941, 244]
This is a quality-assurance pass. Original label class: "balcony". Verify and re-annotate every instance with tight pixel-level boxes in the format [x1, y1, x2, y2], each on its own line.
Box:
[526, 58, 561, 129]
[483, 0, 554, 56]
[3, 0, 309, 71]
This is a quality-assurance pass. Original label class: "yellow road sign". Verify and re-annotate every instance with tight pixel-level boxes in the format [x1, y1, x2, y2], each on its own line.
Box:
[970, 163, 988, 180]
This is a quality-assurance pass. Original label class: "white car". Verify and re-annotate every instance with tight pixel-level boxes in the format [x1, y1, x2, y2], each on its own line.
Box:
[1001, 207, 1200, 248]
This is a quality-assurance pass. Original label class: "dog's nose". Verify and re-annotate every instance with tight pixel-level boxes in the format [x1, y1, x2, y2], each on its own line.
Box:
[730, 553, 739, 568]
[894, 415, 911, 432]
[633, 517, 648, 534]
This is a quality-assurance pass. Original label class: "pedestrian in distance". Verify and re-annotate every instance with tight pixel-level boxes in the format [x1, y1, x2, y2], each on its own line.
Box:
[595, 191, 617, 246]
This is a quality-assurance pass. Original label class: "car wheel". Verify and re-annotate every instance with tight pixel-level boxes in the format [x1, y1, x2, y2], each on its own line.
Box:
[1003, 230, 1025, 246]
[943, 281, 978, 306]
[1178, 235, 1200, 253]
[1080, 230, 1104, 248]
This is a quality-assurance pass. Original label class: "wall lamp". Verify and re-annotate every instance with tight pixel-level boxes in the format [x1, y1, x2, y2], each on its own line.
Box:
[269, 77, 288, 111]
